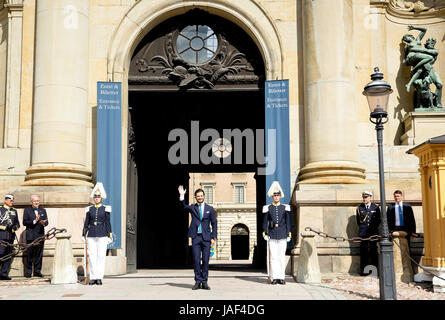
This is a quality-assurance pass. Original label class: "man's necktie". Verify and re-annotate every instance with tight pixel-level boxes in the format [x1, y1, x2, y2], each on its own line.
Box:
[198, 204, 203, 233]
[398, 204, 404, 226]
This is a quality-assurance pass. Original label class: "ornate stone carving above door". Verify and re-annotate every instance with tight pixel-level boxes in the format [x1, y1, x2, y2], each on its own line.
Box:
[129, 9, 264, 91]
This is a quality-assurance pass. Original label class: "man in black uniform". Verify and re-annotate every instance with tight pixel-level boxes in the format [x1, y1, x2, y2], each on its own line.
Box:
[0, 194, 20, 280]
[23, 195, 48, 278]
[356, 191, 381, 276]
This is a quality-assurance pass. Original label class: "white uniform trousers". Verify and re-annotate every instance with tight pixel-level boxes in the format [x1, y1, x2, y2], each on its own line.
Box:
[87, 237, 108, 280]
[268, 238, 287, 280]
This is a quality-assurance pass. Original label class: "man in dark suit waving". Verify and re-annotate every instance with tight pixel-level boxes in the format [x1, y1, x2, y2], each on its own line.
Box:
[178, 185, 217, 290]
[23, 195, 48, 278]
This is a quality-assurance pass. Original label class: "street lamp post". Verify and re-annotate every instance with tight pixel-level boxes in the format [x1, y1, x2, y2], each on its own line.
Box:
[362, 67, 397, 300]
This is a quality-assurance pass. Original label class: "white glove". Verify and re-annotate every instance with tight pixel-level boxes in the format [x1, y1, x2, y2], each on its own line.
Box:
[287, 237, 291, 242]
[107, 233, 113, 245]
[178, 185, 186, 195]
[263, 235, 269, 241]
[81, 236, 85, 242]
[178, 186, 187, 200]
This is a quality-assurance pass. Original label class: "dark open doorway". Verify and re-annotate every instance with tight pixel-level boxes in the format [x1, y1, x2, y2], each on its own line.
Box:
[126, 9, 266, 270]
[231, 224, 250, 260]
[129, 90, 266, 268]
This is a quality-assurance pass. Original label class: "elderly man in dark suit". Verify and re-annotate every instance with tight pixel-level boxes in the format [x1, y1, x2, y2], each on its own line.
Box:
[23, 195, 48, 278]
[178, 185, 217, 290]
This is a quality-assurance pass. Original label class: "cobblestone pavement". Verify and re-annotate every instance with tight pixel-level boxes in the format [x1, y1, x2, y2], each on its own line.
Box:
[321, 275, 445, 300]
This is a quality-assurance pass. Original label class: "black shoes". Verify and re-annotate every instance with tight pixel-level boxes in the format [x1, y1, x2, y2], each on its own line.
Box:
[271, 279, 286, 285]
[192, 282, 211, 290]
[201, 282, 210, 290]
[33, 273, 44, 278]
[0, 275, 11, 280]
[89, 279, 103, 285]
[96, 279, 102, 285]
[89, 280, 96, 285]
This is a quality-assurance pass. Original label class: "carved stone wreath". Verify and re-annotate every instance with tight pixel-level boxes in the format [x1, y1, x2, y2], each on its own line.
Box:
[134, 31, 254, 89]
[388, 0, 445, 15]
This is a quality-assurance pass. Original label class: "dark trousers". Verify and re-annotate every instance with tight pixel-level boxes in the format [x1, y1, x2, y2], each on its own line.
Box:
[192, 234, 211, 283]
[0, 240, 13, 276]
[360, 240, 378, 275]
[26, 240, 44, 275]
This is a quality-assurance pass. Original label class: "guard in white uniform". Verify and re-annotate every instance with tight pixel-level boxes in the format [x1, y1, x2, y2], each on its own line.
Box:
[262, 181, 291, 285]
[82, 182, 112, 285]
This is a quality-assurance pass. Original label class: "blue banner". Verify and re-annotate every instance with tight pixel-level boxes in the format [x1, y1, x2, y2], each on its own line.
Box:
[97, 82, 122, 249]
[265, 80, 290, 206]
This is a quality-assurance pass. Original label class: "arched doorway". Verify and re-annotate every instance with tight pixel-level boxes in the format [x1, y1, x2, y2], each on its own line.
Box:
[126, 9, 266, 269]
[231, 224, 250, 260]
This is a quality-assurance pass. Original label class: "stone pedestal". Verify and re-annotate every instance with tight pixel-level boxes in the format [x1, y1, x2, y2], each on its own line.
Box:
[104, 256, 127, 276]
[414, 266, 445, 293]
[392, 231, 414, 283]
[51, 233, 77, 284]
[400, 111, 445, 145]
[295, 231, 321, 283]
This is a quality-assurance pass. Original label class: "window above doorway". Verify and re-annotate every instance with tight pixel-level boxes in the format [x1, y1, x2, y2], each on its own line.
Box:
[176, 25, 218, 65]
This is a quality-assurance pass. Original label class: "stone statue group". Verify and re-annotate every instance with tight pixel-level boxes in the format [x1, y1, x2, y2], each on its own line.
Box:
[402, 25, 442, 109]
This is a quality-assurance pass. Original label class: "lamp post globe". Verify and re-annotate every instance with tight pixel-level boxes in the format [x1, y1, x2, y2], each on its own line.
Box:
[363, 67, 397, 300]
[363, 67, 393, 120]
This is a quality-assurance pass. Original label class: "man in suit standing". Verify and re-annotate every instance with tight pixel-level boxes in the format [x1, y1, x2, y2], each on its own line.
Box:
[178, 185, 217, 290]
[0, 194, 20, 280]
[356, 191, 381, 276]
[387, 190, 416, 250]
[23, 195, 48, 278]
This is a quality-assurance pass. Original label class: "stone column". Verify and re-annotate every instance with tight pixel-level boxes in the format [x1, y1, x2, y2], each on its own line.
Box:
[299, 0, 366, 183]
[4, 0, 23, 148]
[23, 0, 92, 186]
